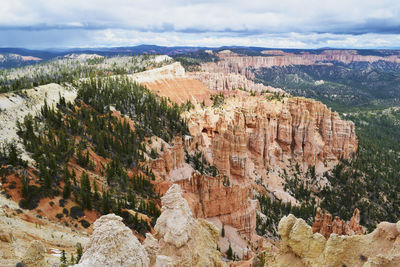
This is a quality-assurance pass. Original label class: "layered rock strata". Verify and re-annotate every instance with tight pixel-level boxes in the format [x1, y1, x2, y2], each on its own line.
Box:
[149, 136, 186, 179]
[189, 71, 283, 93]
[185, 95, 358, 182]
[133, 62, 212, 104]
[177, 173, 257, 240]
[202, 49, 400, 79]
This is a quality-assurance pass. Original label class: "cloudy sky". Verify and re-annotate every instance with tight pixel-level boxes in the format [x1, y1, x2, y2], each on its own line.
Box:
[1, 0, 400, 49]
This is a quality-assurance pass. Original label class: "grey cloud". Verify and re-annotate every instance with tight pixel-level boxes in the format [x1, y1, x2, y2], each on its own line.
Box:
[1, 0, 400, 48]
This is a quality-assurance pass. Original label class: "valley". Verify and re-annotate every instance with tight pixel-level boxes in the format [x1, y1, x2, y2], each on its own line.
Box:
[1, 48, 400, 267]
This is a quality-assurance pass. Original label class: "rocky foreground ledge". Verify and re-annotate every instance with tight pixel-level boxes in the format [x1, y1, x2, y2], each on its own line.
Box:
[271, 214, 400, 267]
[13, 192, 400, 267]
[74, 184, 224, 267]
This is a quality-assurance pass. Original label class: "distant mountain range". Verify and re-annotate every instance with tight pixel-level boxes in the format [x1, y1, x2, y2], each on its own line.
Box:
[1, 44, 400, 69]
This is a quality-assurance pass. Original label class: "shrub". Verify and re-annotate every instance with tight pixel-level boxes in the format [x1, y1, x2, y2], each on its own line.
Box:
[70, 206, 84, 219]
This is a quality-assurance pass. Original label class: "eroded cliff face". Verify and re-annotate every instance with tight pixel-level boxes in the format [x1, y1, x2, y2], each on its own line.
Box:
[132, 62, 212, 104]
[312, 207, 364, 239]
[184, 95, 357, 186]
[189, 71, 284, 93]
[201, 49, 400, 79]
[177, 173, 257, 241]
[153, 184, 225, 267]
[272, 214, 400, 267]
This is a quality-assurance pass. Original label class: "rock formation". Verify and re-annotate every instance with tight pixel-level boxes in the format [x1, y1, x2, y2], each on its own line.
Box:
[143, 233, 159, 267]
[312, 208, 364, 238]
[154, 184, 225, 267]
[185, 95, 357, 183]
[132, 62, 212, 104]
[177, 173, 257, 241]
[189, 71, 283, 93]
[149, 136, 186, 180]
[201, 50, 400, 80]
[274, 214, 400, 267]
[75, 214, 149, 267]
[21, 240, 46, 267]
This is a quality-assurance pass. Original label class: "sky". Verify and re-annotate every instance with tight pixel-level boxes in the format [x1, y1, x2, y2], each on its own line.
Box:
[1, 0, 400, 49]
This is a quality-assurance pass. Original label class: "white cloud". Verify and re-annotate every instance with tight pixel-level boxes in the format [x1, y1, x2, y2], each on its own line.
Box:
[0, 0, 400, 48]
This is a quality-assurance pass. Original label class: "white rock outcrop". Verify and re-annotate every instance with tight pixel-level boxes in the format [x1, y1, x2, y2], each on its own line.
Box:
[75, 214, 149, 267]
[21, 240, 46, 267]
[273, 214, 400, 267]
[154, 184, 194, 248]
[143, 233, 159, 266]
[154, 184, 225, 267]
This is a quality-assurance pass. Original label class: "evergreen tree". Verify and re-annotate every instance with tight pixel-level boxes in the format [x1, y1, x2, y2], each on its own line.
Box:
[226, 243, 233, 260]
[60, 250, 67, 265]
[63, 181, 71, 199]
[70, 253, 75, 265]
[76, 243, 83, 264]
[80, 171, 92, 210]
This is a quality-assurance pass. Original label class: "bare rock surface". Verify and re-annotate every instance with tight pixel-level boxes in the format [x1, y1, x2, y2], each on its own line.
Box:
[190, 71, 283, 93]
[184, 95, 357, 202]
[312, 207, 364, 239]
[273, 214, 400, 267]
[154, 184, 225, 267]
[201, 50, 400, 79]
[75, 214, 149, 267]
[21, 240, 46, 267]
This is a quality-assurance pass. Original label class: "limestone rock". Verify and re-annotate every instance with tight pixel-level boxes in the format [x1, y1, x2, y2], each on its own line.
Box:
[154, 184, 194, 248]
[200, 50, 400, 80]
[0, 229, 13, 243]
[21, 240, 46, 267]
[75, 213, 149, 267]
[143, 233, 159, 266]
[312, 208, 364, 239]
[136, 62, 211, 104]
[156, 255, 174, 267]
[149, 136, 186, 179]
[277, 214, 400, 267]
[349, 208, 364, 235]
[178, 173, 257, 240]
[190, 71, 283, 93]
[154, 184, 225, 267]
[185, 95, 357, 182]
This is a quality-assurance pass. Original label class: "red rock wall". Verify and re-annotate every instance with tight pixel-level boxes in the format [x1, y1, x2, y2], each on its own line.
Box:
[202, 50, 400, 79]
[187, 96, 357, 180]
[178, 173, 257, 239]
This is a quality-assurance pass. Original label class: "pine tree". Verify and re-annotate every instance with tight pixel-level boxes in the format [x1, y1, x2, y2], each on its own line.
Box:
[226, 243, 233, 260]
[63, 181, 71, 199]
[70, 253, 75, 265]
[221, 224, 225, 237]
[60, 250, 67, 265]
[80, 171, 92, 210]
[76, 243, 83, 263]
[93, 180, 100, 200]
